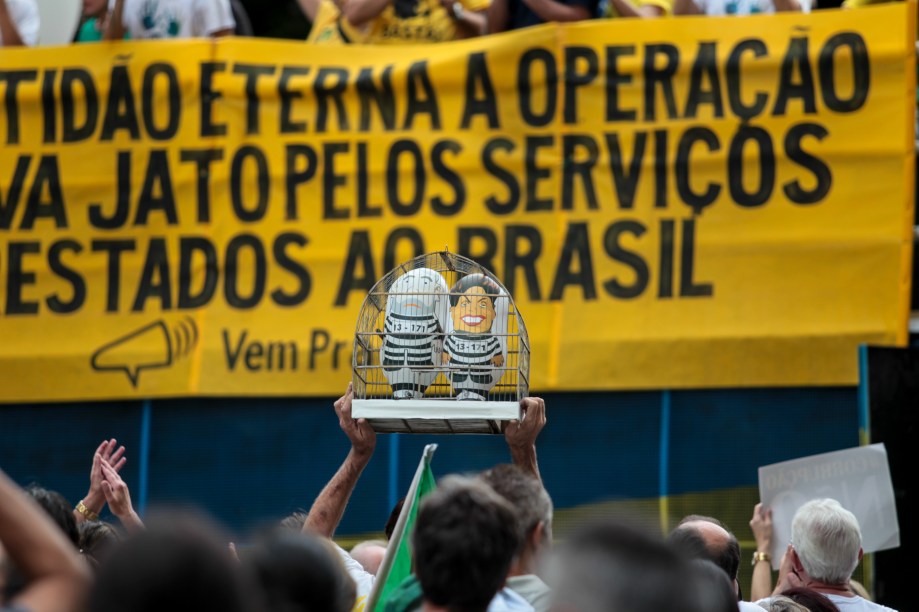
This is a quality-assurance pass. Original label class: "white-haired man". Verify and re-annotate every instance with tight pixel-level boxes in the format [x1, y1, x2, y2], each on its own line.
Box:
[776, 498, 896, 612]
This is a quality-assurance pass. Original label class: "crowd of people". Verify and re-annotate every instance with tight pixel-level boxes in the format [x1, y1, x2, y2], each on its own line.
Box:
[0, 0, 905, 610]
[0, 385, 899, 612]
[0, 0, 894, 47]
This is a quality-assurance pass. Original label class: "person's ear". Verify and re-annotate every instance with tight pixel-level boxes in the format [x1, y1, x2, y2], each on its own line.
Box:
[530, 521, 545, 546]
[858, 547, 864, 563]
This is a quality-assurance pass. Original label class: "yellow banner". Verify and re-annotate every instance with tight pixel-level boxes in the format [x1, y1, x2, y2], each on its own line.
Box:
[0, 5, 915, 402]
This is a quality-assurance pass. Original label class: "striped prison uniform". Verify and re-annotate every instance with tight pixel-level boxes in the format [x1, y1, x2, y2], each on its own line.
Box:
[444, 332, 502, 399]
[382, 311, 441, 394]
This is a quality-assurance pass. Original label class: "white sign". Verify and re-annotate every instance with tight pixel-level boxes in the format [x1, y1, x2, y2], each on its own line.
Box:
[758, 443, 899, 570]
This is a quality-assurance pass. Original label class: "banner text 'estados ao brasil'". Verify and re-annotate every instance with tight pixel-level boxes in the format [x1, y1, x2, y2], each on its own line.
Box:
[0, 4, 914, 401]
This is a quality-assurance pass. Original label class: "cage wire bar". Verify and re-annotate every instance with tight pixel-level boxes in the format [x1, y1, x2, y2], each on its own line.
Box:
[351, 251, 530, 434]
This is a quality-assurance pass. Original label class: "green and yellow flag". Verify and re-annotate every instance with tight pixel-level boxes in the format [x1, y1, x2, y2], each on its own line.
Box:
[368, 443, 438, 612]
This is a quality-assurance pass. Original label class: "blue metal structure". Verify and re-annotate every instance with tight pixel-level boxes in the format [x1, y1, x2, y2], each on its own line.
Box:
[0, 387, 858, 538]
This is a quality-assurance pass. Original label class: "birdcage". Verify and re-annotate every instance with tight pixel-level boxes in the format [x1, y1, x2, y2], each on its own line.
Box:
[351, 251, 530, 434]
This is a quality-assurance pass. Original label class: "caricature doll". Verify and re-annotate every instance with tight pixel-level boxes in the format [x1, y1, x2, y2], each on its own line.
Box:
[443, 274, 506, 400]
[382, 268, 449, 399]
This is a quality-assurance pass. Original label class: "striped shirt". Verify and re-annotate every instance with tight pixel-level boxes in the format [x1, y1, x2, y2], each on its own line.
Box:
[382, 312, 441, 369]
[444, 333, 502, 386]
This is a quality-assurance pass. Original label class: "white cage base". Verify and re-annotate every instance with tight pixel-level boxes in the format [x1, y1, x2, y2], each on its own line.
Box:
[351, 399, 522, 434]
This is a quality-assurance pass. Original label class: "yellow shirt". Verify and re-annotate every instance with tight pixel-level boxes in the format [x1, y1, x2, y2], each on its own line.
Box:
[306, 0, 348, 44]
[841, 0, 898, 8]
[339, 0, 489, 44]
[605, 0, 672, 17]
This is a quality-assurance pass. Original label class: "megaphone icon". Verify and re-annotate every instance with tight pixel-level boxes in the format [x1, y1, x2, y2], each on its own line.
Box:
[90, 318, 199, 388]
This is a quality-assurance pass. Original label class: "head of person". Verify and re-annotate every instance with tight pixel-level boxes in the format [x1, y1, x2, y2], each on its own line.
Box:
[780, 586, 841, 612]
[388, 268, 446, 313]
[279, 510, 309, 533]
[667, 524, 712, 562]
[688, 558, 739, 612]
[479, 464, 553, 566]
[670, 515, 742, 600]
[78, 520, 121, 570]
[89, 509, 260, 612]
[449, 274, 501, 334]
[349, 540, 387, 576]
[755, 595, 811, 612]
[25, 485, 79, 548]
[413, 476, 521, 612]
[548, 518, 700, 612]
[245, 529, 356, 612]
[384, 498, 404, 540]
[790, 499, 862, 586]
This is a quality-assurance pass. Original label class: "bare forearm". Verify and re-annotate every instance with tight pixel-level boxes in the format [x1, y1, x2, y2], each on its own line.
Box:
[505, 398, 546, 482]
[510, 445, 540, 481]
[304, 450, 372, 539]
[73, 490, 105, 525]
[486, 0, 510, 32]
[116, 510, 145, 534]
[672, 0, 701, 14]
[749, 504, 775, 601]
[297, 0, 322, 22]
[455, 9, 486, 37]
[772, 0, 800, 11]
[520, 0, 590, 22]
[104, 0, 127, 40]
[751, 561, 773, 601]
[0, 470, 88, 611]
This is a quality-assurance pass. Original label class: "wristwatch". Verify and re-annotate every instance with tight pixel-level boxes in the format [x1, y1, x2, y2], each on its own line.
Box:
[451, 1, 465, 19]
[751, 551, 771, 566]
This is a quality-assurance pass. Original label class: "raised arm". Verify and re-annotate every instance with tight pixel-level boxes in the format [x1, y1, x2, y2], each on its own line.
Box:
[0, 469, 89, 612]
[443, 0, 488, 38]
[103, 0, 127, 40]
[771, 0, 801, 12]
[297, 0, 323, 23]
[505, 397, 546, 481]
[519, 0, 592, 23]
[303, 383, 377, 539]
[486, 0, 511, 32]
[100, 459, 144, 533]
[749, 503, 774, 601]
[672, 0, 702, 14]
[606, 0, 667, 16]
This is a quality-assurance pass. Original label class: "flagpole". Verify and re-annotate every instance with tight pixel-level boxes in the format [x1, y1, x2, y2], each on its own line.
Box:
[366, 443, 437, 612]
